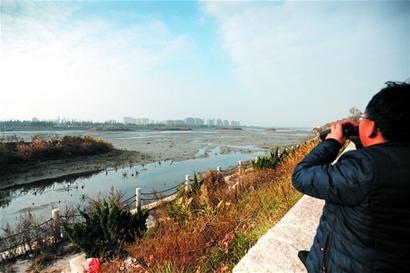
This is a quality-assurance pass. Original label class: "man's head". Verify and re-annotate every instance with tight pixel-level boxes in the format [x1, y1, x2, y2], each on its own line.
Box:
[359, 81, 410, 146]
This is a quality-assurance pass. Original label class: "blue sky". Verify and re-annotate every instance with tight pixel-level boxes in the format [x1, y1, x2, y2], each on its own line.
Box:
[1, 0, 409, 127]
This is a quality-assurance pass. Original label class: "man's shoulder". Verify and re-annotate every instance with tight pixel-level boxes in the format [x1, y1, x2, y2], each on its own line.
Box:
[338, 145, 374, 161]
[357, 142, 410, 158]
[341, 142, 410, 169]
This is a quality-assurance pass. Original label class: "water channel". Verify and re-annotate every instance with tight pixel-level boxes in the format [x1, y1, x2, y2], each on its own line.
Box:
[0, 146, 265, 230]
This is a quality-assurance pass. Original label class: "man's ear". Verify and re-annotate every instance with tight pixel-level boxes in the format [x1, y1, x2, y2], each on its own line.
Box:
[368, 120, 378, 138]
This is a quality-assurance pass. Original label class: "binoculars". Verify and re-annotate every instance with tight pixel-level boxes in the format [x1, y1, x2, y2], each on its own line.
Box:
[319, 124, 359, 141]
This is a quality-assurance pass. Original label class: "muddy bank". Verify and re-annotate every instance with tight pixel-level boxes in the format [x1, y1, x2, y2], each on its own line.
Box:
[0, 150, 152, 191]
[107, 128, 312, 162]
[0, 129, 313, 191]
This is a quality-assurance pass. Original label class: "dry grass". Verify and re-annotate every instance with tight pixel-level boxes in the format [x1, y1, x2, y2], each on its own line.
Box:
[103, 140, 318, 273]
[0, 135, 113, 174]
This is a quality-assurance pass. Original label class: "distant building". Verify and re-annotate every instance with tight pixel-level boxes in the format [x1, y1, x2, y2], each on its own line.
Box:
[32, 117, 39, 122]
[150, 120, 162, 124]
[194, 118, 204, 126]
[105, 120, 117, 124]
[207, 119, 215, 126]
[216, 119, 223, 127]
[185, 117, 195, 126]
[166, 120, 175, 126]
[174, 120, 185, 126]
[123, 117, 137, 124]
[136, 118, 149, 125]
[223, 120, 230, 127]
[230, 120, 240, 127]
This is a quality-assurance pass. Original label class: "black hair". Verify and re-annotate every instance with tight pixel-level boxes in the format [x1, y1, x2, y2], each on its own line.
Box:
[365, 81, 410, 142]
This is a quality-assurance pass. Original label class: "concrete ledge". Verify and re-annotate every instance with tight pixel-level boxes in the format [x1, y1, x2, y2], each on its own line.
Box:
[233, 195, 324, 273]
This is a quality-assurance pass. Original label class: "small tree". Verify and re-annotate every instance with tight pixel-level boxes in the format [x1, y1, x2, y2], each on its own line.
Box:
[63, 192, 148, 259]
[349, 107, 363, 121]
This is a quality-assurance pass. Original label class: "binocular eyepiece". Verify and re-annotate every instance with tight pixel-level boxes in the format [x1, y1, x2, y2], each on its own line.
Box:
[319, 124, 359, 141]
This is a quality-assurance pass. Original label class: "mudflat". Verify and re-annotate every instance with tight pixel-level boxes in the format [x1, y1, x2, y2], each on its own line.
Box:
[0, 150, 151, 191]
[0, 128, 312, 190]
[106, 128, 311, 161]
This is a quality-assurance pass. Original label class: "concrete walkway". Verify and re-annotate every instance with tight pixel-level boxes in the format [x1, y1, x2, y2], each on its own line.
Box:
[233, 195, 324, 273]
[233, 142, 356, 273]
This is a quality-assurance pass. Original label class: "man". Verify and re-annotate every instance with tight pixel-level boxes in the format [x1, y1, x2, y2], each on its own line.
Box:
[292, 81, 410, 273]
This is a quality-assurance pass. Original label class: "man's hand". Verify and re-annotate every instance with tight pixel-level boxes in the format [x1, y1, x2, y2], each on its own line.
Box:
[325, 120, 358, 144]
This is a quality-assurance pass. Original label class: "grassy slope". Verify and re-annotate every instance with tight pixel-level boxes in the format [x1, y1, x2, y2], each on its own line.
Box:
[103, 139, 318, 273]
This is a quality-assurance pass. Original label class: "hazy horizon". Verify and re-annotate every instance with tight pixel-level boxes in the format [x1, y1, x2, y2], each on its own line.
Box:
[1, 1, 409, 127]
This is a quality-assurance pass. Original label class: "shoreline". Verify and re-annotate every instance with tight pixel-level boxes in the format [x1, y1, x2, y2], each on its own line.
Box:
[0, 145, 257, 192]
[0, 130, 313, 191]
[0, 149, 152, 191]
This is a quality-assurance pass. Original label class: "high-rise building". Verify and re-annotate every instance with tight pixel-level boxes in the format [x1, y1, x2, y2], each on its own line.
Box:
[105, 120, 117, 124]
[194, 118, 204, 126]
[230, 120, 240, 127]
[136, 118, 149, 125]
[207, 119, 215, 126]
[223, 120, 230, 127]
[174, 120, 185, 126]
[216, 119, 223, 127]
[185, 117, 195, 126]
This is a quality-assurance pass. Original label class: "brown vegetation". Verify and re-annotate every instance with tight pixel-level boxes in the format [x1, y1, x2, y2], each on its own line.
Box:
[103, 139, 318, 272]
[0, 135, 113, 175]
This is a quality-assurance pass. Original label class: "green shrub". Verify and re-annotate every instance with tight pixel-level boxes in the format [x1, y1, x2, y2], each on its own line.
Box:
[191, 172, 201, 193]
[167, 172, 206, 221]
[168, 197, 192, 222]
[168, 171, 224, 222]
[252, 147, 289, 170]
[63, 193, 148, 259]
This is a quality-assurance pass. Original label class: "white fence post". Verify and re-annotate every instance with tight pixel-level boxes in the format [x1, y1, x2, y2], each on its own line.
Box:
[255, 156, 259, 162]
[185, 175, 191, 193]
[238, 160, 243, 174]
[217, 166, 221, 172]
[51, 208, 61, 241]
[136, 188, 141, 211]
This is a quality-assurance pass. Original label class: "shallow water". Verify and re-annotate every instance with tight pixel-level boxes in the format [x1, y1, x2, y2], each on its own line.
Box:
[0, 147, 264, 230]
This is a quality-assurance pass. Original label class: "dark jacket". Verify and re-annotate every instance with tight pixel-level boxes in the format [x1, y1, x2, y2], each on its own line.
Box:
[292, 139, 410, 273]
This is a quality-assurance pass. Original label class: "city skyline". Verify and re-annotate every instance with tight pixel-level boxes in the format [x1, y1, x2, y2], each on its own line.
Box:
[124, 116, 240, 127]
[1, 116, 241, 126]
[1, 116, 241, 127]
